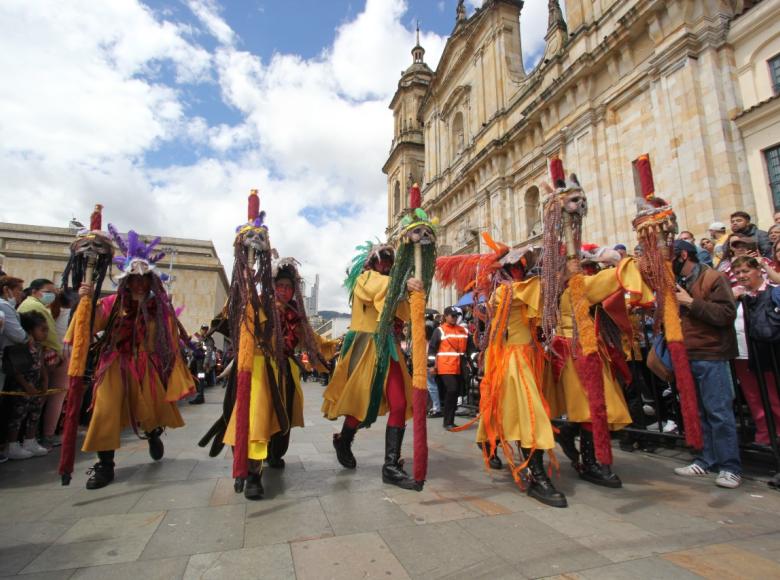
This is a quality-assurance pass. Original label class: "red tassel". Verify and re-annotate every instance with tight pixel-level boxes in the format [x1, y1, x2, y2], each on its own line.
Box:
[409, 183, 421, 210]
[232, 369, 252, 479]
[413, 389, 428, 485]
[667, 341, 703, 449]
[573, 352, 613, 465]
[58, 376, 86, 483]
[634, 154, 655, 200]
[549, 157, 566, 187]
[247, 189, 259, 222]
[89, 204, 103, 231]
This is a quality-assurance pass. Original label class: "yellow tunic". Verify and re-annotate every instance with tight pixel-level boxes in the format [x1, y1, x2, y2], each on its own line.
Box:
[78, 297, 195, 452]
[223, 312, 339, 460]
[477, 278, 555, 450]
[322, 270, 413, 422]
[543, 258, 654, 429]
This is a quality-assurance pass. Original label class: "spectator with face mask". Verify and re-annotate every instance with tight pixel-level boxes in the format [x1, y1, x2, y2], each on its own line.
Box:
[0, 276, 28, 463]
[18, 279, 62, 359]
[671, 240, 741, 489]
[678, 231, 713, 267]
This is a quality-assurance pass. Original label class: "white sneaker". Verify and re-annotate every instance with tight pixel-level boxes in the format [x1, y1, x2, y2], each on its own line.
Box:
[7, 442, 33, 460]
[22, 439, 49, 457]
[715, 471, 742, 489]
[674, 463, 709, 477]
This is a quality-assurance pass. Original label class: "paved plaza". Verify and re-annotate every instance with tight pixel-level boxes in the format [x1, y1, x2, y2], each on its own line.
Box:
[2, 381, 780, 579]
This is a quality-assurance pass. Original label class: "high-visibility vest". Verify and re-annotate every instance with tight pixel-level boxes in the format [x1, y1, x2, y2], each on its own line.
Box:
[435, 323, 468, 375]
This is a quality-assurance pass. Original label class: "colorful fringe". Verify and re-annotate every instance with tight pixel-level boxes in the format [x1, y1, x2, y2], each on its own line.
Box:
[232, 303, 256, 481]
[568, 270, 612, 466]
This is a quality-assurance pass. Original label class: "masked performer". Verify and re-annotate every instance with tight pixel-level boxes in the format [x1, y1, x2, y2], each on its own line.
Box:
[71, 225, 195, 489]
[323, 239, 426, 490]
[267, 257, 338, 468]
[541, 158, 653, 489]
[199, 190, 290, 500]
[437, 235, 567, 507]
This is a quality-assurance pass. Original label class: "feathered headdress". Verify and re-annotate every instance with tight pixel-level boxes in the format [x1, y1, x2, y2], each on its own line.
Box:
[236, 189, 268, 235]
[435, 232, 508, 299]
[107, 224, 167, 280]
[344, 240, 395, 301]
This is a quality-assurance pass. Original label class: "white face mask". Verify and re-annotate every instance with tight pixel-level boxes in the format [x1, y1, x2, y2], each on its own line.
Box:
[4, 294, 16, 307]
[40, 292, 56, 306]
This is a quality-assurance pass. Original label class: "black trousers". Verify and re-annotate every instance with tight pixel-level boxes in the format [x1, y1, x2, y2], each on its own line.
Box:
[438, 374, 463, 427]
[268, 366, 296, 462]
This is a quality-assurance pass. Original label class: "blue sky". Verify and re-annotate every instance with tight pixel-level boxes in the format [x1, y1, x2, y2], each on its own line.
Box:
[1, 0, 557, 313]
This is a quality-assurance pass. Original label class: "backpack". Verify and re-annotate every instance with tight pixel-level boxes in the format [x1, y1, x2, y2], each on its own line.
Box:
[743, 290, 780, 343]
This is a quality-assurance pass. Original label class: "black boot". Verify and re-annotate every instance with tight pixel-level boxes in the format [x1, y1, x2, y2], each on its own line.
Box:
[333, 425, 357, 469]
[579, 430, 622, 488]
[244, 467, 264, 500]
[553, 421, 580, 468]
[477, 443, 503, 470]
[86, 451, 115, 490]
[524, 449, 567, 508]
[382, 426, 421, 491]
[146, 428, 164, 461]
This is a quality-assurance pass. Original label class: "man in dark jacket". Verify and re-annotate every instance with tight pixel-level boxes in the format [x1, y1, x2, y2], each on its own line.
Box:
[671, 240, 741, 488]
[730, 211, 772, 258]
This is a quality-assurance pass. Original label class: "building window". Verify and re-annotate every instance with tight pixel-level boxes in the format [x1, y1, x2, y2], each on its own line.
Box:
[770, 53, 780, 95]
[451, 112, 465, 158]
[525, 186, 541, 238]
[765, 144, 780, 211]
[393, 181, 401, 215]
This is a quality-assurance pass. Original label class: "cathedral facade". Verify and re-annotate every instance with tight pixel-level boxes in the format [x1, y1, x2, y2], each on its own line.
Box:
[384, 0, 772, 311]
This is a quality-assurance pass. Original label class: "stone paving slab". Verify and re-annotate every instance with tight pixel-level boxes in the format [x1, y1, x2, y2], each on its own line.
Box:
[291, 532, 409, 580]
[1, 380, 780, 580]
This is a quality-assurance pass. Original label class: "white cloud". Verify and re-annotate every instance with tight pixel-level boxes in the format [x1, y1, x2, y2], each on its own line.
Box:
[0, 0, 448, 313]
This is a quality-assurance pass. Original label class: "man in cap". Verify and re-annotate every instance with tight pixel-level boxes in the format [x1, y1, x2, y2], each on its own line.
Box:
[708, 222, 728, 266]
[428, 306, 470, 430]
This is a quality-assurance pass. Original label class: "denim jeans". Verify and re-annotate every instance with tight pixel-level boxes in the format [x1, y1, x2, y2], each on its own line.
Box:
[690, 359, 741, 475]
[427, 371, 441, 412]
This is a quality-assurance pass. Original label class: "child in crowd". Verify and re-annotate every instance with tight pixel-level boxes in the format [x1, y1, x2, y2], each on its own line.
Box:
[2, 311, 50, 459]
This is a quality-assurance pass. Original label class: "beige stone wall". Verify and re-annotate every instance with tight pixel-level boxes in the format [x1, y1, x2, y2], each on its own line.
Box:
[730, 1, 780, 229]
[0, 222, 228, 337]
[387, 0, 757, 311]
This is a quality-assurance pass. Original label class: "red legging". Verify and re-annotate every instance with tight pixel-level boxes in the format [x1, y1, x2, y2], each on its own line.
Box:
[343, 360, 407, 429]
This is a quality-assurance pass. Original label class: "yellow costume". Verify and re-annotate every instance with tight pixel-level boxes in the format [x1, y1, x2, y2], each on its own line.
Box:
[322, 270, 413, 422]
[74, 297, 194, 452]
[543, 258, 654, 429]
[477, 277, 554, 450]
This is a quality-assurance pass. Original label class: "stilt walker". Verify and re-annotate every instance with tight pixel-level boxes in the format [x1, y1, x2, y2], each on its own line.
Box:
[631, 154, 702, 449]
[58, 205, 114, 485]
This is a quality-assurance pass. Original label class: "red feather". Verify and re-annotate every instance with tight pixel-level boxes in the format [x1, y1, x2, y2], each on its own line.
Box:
[89, 205, 102, 231]
[409, 183, 421, 210]
[667, 341, 703, 449]
[247, 189, 260, 221]
[58, 376, 86, 482]
[232, 369, 252, 479]
[635, 154, 655, 200]
[573, 351, 612, 465]
[413, 389, 428, 485]
[549, 157, 566, 186]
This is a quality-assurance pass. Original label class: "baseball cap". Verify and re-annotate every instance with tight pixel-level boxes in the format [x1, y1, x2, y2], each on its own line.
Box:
[708, 221, 726, 231]
[673, 239, 697, 255]
[614, 244, 627, 251]
[443, 306, 462, 318]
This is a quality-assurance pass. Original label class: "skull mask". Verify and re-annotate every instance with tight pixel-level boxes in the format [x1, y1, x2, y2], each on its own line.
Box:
[72, 233, 113, 259]
[403, 224, 436, 245]
[562, 190, 588, 218]
[240, 226, 270, 253]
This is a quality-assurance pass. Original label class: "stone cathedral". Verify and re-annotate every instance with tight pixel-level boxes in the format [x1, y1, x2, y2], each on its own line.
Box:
[383, 0, 779, 311]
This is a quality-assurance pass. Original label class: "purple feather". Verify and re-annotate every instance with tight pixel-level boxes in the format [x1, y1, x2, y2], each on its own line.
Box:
[107, 223, 128, 254]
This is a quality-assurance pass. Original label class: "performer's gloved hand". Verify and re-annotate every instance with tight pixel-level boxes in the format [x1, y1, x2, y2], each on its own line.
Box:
[406, 277, 423, 293]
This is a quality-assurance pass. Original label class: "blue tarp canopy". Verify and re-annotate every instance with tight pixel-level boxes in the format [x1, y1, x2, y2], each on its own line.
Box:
[455, 291, 485, 307]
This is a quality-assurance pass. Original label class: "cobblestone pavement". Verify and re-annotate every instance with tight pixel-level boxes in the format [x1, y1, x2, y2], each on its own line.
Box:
[2, 380, 780, 579]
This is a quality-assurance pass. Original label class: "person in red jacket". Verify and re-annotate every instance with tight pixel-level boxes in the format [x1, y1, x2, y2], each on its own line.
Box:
[428, 306, 469, 430]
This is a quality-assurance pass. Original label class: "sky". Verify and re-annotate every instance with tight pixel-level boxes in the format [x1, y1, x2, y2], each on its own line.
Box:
[0, 0, 559, 313]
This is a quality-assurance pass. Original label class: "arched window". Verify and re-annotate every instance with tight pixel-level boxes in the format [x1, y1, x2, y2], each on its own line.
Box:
[525, 186, 541, 238]
[393, 181, 401, 215]
[451, 112, 465, 158]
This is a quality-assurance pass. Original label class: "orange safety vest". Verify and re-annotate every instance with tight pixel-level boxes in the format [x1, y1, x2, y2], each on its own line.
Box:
[435, 322, 468, 375]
